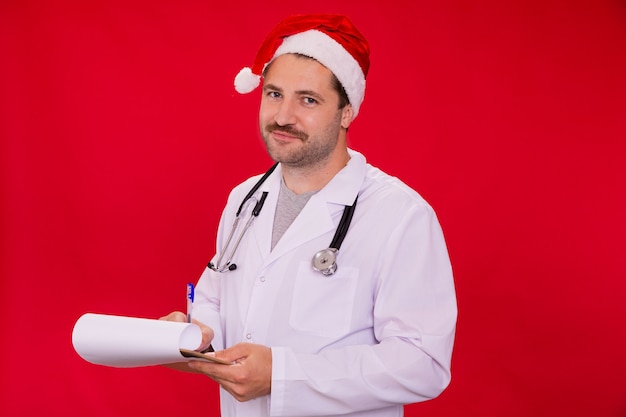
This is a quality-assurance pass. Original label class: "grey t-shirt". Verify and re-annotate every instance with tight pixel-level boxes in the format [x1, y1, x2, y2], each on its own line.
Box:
[271, 178, 317, 250]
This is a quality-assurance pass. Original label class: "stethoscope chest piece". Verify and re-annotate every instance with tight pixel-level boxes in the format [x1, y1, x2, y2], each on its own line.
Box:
[312, 248, 338, 276]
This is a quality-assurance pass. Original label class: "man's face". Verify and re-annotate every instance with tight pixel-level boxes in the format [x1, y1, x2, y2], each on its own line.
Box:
[259, 54, 351, 169]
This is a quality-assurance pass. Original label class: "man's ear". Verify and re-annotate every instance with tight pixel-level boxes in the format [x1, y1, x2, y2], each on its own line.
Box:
[341, 105, 355, 129]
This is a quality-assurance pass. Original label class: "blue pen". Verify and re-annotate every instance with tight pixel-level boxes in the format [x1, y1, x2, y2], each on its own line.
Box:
[187, 283, 214, 353]
[186, 282, 195, 323]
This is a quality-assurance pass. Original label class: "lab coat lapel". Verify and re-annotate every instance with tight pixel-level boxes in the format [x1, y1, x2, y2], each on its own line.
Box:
[266, 195, 337, 266]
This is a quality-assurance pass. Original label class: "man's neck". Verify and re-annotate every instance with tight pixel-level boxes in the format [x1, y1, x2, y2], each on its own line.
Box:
[281, 148, 350, 195]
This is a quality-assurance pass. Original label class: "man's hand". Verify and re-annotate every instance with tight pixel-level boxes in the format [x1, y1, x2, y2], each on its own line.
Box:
[159, 311, 214, 352]
[188, 342, 272, 402]
[158, 311, 215, 372]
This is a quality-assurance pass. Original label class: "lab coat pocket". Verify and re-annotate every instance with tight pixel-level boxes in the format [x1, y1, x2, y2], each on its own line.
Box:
[289, 261, 358, 338]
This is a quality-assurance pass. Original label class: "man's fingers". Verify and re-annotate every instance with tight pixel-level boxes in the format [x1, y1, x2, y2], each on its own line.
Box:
[213, 343, 252, 363]
[191, 319, 215, 351]
[159, 313, 214, 351]
[159, 311, 187, 322]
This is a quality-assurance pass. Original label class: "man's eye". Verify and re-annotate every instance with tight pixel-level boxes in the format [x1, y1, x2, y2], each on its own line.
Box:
[267, 91, 281, 99]
[303, 97, 317, 105]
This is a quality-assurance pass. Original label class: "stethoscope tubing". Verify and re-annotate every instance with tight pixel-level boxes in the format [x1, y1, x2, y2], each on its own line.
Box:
[209, 163, 357, 275]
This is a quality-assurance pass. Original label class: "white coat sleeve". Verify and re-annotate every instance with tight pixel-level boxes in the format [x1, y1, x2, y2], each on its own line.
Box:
[190, 185, 244, 351]
[193, 266, 223, 350]
[269, 203, 457, 416]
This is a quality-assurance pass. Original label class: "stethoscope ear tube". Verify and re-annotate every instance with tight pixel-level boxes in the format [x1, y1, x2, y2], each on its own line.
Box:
[209, 165, 277, 273]
[209, 192, 269, 273]
[329, 195, 358, 250]
[236, 163, 278, 216]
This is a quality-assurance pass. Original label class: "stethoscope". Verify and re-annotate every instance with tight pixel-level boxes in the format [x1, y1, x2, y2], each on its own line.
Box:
[208, 163, 358, 276]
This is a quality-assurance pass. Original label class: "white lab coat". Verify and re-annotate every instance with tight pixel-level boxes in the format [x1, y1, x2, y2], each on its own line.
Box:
[194, 149, 457, 417]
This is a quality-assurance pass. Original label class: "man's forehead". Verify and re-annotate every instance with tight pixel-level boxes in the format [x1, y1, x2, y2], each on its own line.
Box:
[263, 54, 335, 87]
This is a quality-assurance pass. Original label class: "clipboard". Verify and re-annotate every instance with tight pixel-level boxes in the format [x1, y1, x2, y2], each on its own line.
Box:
[179, 348, 233, 365]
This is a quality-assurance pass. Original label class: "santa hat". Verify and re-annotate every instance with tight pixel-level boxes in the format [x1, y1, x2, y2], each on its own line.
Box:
[234, 14, 370, 117]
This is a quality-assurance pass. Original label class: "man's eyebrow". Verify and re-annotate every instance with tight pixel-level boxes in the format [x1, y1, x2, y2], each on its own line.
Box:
[296, 90, 325, 103]
[262, 84, 326, 103]
[263, 83, 282, 92]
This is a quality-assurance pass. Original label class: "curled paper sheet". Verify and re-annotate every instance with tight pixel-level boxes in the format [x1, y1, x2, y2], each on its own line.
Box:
[72, 313, 203, 368]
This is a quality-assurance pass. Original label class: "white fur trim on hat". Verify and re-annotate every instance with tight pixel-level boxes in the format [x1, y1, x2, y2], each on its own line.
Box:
[273, 30, 366, 117]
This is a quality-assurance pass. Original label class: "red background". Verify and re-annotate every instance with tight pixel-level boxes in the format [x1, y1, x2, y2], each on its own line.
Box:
[1, 1, 625, 416]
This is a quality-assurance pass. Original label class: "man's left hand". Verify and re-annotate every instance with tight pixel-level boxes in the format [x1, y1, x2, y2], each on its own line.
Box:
[189, 342, 272, 402]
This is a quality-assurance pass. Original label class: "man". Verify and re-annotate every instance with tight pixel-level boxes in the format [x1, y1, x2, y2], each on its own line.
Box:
[162, 14, 457, 417]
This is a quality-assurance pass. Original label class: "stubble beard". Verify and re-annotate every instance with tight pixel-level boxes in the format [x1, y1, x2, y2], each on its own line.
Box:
[261, 115, 343, 170]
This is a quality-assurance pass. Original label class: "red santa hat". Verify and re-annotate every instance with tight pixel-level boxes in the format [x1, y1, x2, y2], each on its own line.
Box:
[234, 14, 371, 117]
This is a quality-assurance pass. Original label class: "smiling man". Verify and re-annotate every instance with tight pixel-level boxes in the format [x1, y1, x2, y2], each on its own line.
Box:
[260, 53, 353, 193]
[161, 14, 457, 417]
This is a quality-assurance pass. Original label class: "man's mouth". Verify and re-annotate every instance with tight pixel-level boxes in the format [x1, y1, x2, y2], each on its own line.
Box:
[266, 124, 307, 141]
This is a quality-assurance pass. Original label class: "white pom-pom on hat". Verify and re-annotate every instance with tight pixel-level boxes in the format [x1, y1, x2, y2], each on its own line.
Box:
[234, 67, 261, 94]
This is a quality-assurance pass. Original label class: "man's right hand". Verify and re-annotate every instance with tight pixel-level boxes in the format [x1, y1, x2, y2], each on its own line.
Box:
[159, 311, 215, 371]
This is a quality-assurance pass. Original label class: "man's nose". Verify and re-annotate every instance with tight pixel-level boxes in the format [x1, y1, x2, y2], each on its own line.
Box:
[274, 99, 297, 126]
